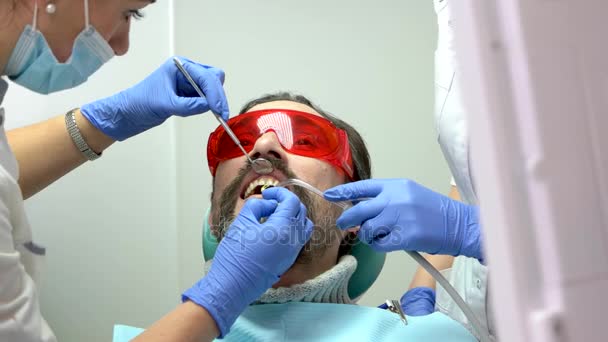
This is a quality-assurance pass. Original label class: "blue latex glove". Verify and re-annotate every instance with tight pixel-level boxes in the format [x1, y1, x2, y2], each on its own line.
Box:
[324, 179, 484, 262]
[81, 56, 229, 141]
[400, 287, 436, 316]
[183, 187, 314, 337]
[378, 287, 436, 316]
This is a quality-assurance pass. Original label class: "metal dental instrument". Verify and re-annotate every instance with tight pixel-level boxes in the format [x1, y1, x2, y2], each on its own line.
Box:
[385, 299, 408, 326]
[251, 158, 273, 174]
[276, 179, 352, 210]
[172, 57, 273, 175]
[273, 178, 361, 233]
[276, 178, 373, 210]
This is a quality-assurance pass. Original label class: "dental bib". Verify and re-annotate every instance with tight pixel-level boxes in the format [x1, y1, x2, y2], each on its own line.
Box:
[113, 256, 476, 341]
[114, 305, 476, 342]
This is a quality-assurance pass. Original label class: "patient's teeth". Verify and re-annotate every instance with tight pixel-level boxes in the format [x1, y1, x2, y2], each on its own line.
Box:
[244, 177, 280, 198]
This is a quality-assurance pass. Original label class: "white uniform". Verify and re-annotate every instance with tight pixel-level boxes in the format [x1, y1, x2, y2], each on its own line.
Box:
[432, 0, 494, 339]
[0, 79, 56, 341]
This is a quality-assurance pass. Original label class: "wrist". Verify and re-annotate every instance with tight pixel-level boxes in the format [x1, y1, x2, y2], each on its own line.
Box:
[182, 278, 234, 338]
[74, 108, 115, 153]
[461, 205, 484, 263]
[183, 270, 260, 338]
[401, 287, 436, 316]
[181, 301, 220, 339]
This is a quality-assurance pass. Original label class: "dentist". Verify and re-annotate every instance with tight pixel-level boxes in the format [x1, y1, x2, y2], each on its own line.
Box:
[0, 1, 313, 341]
[324, 0, 492, 339]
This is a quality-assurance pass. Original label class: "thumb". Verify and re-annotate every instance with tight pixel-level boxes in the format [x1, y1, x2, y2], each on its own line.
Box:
[242, 198, 278, 221]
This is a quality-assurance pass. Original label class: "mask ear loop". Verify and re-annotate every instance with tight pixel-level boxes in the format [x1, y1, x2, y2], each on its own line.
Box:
[32, 1, 39, 30]
[84, 0, 90, 28]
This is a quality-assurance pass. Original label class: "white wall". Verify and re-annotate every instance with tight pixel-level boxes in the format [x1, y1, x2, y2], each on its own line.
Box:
[3, 2, 178, 341]
[172, 0, 450, 306]
[2, 1, 449, 340]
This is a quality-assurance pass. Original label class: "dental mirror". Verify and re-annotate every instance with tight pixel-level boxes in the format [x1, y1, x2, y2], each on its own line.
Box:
[251, 158, 273, 175]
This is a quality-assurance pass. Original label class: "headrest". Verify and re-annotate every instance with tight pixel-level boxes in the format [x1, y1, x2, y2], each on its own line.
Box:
[202, 208, 385, 300]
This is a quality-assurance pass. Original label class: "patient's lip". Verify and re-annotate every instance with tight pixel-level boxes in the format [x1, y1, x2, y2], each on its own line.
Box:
[239, 170, 288, 199]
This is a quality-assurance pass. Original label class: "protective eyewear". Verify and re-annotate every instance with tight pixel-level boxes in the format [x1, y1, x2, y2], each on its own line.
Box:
[207, 109, 354, 179]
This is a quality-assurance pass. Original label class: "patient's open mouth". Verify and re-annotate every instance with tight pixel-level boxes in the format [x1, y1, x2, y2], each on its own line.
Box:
[241, 177, 280, 199]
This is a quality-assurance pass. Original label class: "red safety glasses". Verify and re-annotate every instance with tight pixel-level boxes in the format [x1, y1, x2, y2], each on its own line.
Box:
[207, 109, 354, 179]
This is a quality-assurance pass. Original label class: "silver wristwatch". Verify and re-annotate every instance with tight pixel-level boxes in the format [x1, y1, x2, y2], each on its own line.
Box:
[65, 108, 101, 161]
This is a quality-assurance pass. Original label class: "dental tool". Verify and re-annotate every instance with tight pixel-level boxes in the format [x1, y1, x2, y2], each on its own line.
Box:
[385, 299, 408, 325]
[250, 158, 273, 175]
[273, 179, 361, 233]
[275, 178, 353, 210]
[172, 57, 273, 175]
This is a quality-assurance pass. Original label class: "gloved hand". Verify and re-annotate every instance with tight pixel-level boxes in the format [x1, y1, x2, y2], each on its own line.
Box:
[81, 56, 229, 141]
[378, 287, 436, 316]
[400, 287, 436, 316]
[324, 179, 484, 262]
[183, 187, 314, 337]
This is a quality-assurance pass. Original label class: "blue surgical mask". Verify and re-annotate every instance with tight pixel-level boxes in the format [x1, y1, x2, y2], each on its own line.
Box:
[4, 0, 114, 94]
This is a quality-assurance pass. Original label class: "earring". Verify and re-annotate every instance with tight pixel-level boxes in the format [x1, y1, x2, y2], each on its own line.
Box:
[45, 3, 57, 14]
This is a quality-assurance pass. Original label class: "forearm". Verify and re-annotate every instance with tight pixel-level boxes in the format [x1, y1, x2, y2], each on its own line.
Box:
[409, 254, 455, 289]
[133, 301, 220, 342]
[7, 109, 115, 199]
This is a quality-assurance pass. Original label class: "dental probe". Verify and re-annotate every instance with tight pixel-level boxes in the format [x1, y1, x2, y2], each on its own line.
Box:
[172, 57, 273, 174]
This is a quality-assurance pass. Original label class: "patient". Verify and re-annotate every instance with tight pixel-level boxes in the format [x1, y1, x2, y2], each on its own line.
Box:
[112, 93, 477, 341]
[207, 92, 370, 302]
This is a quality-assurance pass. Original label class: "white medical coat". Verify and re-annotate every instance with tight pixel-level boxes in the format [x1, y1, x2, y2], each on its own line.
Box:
[432, 0, 494, 339]
[0, 79, 56, 341]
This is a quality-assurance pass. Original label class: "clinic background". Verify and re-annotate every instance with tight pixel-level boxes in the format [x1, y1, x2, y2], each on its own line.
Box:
[3, 1, 448, 341]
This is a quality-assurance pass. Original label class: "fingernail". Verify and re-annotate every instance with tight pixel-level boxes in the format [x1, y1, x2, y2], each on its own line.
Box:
[323, 192, 337, 200]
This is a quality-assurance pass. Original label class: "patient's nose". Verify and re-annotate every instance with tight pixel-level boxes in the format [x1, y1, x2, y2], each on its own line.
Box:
[250, 132, 288, 161]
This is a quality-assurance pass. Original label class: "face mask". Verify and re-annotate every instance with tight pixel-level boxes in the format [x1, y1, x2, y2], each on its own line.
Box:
[4, 0, 114, 94]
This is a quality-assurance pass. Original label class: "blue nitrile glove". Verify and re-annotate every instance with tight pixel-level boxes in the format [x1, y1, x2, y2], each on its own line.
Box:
[183, 187, 314, 338]
[378, 287, 436, 316]
[81, 56, 229, 141]
[324, 179, 484, 262]
[400, 287, 436, 316]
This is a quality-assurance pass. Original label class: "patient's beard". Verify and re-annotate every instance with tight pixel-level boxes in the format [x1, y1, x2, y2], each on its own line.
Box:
[211, 158, 342, 264]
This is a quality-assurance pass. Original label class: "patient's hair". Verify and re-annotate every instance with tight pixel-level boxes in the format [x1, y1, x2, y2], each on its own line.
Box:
[239, 92, 372, 182]
[238, 92, 371, 257]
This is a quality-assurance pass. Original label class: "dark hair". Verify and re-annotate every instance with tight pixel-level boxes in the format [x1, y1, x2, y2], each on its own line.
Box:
[239, 92, 372, 182]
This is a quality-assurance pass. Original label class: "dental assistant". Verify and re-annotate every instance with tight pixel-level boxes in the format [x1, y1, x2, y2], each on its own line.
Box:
[0, 1, 313, 341]
[324, 0, 492, 339]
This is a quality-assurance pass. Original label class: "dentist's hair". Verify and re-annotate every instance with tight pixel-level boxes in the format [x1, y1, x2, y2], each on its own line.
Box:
[239, 92, 372, 182]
